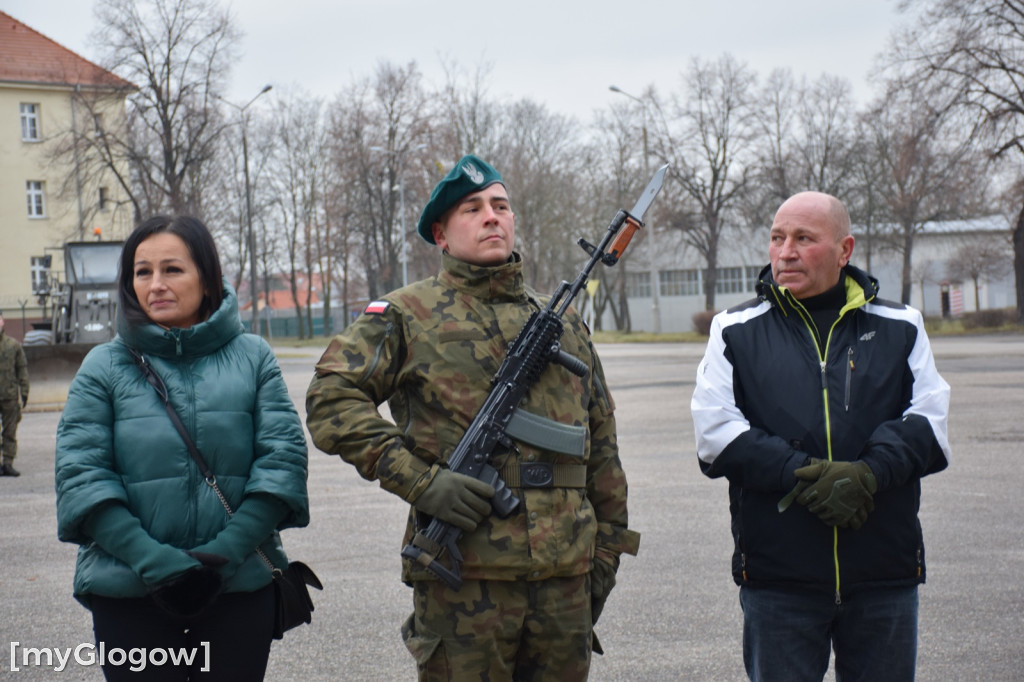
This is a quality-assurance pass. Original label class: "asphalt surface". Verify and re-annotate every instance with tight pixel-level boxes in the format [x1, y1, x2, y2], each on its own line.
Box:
[2, 334, 1022, 680]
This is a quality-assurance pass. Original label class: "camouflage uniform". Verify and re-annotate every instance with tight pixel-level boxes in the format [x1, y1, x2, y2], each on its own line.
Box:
[0, 328, 29, 468]
[307, 252, 640, 680]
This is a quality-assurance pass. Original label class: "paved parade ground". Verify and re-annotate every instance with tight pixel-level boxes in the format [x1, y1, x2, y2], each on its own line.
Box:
[2, 334, 1023, 680]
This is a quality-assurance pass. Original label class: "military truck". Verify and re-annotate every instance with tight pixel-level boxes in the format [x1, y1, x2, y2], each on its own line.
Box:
[24, 240, 123, 407]
[49, 240, 123, 344]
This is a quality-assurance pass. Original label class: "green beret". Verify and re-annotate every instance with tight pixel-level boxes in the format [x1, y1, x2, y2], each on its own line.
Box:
[416, 155, 504, 244]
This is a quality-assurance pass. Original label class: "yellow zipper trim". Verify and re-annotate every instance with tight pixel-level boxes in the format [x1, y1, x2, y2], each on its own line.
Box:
[781, 277, 867, 604]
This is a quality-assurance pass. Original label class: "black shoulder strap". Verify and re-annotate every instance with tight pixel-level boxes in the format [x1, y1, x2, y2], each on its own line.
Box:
[126, 347, 215, 481]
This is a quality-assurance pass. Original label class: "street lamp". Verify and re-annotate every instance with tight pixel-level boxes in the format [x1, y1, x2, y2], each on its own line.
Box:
[609, 84, 661, 333]
[220, 84, 272, 335]
[370, 143, 427, 288]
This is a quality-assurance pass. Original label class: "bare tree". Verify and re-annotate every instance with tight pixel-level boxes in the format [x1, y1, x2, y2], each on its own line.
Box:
[947, 233, 1014, 310]
[893, 0, 1024, 319]
[748, 70, 860, 234]
[652, 54, 760, 311]
[86, 0, 240, 220]
[267, 91, 328, 339]
[861, 78, 986, 303]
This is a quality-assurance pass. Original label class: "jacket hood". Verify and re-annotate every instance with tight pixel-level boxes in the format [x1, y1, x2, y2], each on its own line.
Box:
[116, 278, 245, 358]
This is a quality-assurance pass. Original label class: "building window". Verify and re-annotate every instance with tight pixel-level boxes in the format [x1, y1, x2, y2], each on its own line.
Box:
[626, 271, 651, 298]
[99, 186, 110, 211]
[745, 265, 762, 292]
[93, 113, 105, 137]
[715, 267, 746, 294]
[26, 181, 46, 217]
[20, 103, 40, 141]
[31, 255, 52, 295]
[661, 269, 701, 296]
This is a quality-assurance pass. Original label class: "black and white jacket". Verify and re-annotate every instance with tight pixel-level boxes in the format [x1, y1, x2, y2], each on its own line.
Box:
[691, 264, 950, 599]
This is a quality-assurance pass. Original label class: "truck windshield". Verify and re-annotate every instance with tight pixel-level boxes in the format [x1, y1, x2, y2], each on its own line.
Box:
[65, 243, 123, 285]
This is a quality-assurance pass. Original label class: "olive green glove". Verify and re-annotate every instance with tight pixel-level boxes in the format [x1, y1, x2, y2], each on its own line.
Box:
[794, 458, 878, 529]
[412, 469, 495, 532]
[590, 558, 617, 625]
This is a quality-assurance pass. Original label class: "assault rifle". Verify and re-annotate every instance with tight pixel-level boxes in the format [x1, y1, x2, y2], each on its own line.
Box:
[401, 164, 669, 589]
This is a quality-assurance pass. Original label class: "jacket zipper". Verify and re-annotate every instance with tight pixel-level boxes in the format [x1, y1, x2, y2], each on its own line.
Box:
[844, 347, 855, 412]
[359, 321, 394, 387]
[789, 292, 843, 604]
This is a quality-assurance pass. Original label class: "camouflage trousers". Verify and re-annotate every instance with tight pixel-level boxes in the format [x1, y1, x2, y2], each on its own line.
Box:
[401, 575, 594, 682]
[0, 399, 20, 463]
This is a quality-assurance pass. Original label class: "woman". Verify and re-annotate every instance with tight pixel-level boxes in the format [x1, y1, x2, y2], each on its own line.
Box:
[55, 216, 309, 680]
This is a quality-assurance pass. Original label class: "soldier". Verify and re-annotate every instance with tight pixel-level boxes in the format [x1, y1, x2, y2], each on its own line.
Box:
[307, 155, 640, 681]
[0, 310, 29, 477]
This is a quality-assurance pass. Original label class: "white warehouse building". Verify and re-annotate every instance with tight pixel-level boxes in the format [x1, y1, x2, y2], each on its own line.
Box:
[601, 215, 1016, 333]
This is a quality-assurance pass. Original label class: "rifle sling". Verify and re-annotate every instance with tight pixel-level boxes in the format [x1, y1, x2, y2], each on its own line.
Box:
[505, 408, 586, 457]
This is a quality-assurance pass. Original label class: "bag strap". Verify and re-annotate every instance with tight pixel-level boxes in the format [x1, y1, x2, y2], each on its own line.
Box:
[127, 346, 280, 575]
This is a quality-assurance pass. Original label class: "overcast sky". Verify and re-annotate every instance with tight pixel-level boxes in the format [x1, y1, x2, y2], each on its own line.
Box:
[5, 0, 911, 121]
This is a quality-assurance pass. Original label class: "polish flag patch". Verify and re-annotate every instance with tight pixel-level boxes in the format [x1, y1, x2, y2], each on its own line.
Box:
[364, 300, 390, 315]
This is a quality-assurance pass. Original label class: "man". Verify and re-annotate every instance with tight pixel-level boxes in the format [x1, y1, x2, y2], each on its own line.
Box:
[691, 191, 950, 682]
[0, 311, 30, 477]
[307, 155, 639, 681]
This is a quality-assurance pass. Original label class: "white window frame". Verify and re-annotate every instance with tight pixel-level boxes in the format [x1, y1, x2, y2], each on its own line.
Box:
[20, 103, 40, 141]
[26, 181, 46, 218]
[626, 271, 652, 298]
[662, 269, 701, 297]
[715, 266, 746, 294]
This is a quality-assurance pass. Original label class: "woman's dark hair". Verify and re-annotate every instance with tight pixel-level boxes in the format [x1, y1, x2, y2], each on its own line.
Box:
[118, 215, 225, 326]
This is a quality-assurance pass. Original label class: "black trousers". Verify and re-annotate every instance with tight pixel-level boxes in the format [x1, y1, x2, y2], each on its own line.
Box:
[90, 584, 275, 681]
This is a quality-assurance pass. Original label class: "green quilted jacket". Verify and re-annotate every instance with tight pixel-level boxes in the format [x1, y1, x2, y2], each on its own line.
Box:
[56, 282, 308, 602]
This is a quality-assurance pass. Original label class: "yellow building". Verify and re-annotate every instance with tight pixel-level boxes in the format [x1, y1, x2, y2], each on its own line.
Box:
[0, 11, 134, 338]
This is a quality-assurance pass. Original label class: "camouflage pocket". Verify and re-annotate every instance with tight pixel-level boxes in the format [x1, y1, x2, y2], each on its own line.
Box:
[401, 611, 442, 666]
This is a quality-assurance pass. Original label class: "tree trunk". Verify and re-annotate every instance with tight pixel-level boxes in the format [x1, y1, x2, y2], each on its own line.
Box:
[1015, 201, 1024, 323]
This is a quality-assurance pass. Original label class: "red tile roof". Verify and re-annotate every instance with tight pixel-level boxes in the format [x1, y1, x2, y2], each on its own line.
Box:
[0, 11, 135, 90]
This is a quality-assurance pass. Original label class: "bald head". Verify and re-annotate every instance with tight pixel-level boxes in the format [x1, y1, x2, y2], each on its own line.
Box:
[775, 191, 851, 240]
[769, 191, 855, 299]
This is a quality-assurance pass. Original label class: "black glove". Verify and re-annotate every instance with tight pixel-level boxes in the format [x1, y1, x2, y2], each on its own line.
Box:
[149, 559, 225, 619]
[21, 394, 27, 408]
[794, 458, 878, 529]
[413, 469, 495, 532]
[590, 558, 617, 625]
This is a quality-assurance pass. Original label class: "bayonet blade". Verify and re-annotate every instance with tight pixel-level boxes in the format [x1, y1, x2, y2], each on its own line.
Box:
[629, 163, 669, 222]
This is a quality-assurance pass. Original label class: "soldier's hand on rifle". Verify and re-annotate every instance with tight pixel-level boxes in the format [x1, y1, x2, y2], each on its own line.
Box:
[413, 469, 496, 532]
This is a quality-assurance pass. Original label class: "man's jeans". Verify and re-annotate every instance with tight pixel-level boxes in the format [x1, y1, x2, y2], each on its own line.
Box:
[740, 585, 918, 682]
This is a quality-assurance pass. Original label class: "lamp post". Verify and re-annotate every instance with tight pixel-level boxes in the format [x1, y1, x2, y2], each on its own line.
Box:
[370, 143, 426, 288]
[221, 84, 272, 335]
[610, 85, 661, 333]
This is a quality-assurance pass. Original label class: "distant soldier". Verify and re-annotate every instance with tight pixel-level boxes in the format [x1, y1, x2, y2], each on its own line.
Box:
[306, 155, 640, 681]
[0, 310, 30, 477]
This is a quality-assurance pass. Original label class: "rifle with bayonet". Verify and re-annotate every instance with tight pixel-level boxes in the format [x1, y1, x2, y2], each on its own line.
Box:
[401, 164, 669, 589]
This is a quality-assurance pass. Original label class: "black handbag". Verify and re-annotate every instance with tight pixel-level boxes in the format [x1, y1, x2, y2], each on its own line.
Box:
[129, 348, 322, 639]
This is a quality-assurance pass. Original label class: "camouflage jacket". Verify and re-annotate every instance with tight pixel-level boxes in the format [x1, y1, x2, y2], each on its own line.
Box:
[307, 252, 639, 582]
[0, 331, 29, 402]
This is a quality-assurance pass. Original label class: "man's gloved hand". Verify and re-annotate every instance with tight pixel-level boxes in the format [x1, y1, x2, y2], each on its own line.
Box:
[590, 558, 617, 625]
[794, 458, 878, 529]
[21, 394, 27, 408]
[413, 469, 495, 532]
